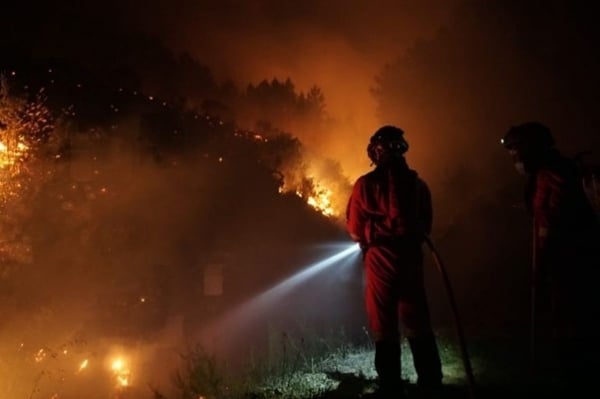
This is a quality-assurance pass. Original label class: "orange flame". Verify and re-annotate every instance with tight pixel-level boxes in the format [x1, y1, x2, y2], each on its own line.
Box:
[111, 356, 131, 388]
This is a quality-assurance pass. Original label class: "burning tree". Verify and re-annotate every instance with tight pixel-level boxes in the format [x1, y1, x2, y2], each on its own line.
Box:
[0, 73, 55, 291]
[0, 74, 54, 199]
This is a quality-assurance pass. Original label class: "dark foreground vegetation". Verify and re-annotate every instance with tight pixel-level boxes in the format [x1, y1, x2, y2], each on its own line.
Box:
[147, 327, 583, 399]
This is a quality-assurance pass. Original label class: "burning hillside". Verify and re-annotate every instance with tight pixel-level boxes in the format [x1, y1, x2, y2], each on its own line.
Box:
[0, 65, 355, 398]
[232, 128, 351, 219]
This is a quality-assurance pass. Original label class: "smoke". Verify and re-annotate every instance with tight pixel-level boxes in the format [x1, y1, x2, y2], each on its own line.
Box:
[136, 0, 461, 181]
[3, 0, 460, 182]
[195, 243, 362, 367]
[0, 96, 361, 397]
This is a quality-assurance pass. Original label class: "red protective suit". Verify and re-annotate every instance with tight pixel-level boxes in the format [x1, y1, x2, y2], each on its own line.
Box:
[503, 120, 600, 392]
[527, 151, 600, 374]
[346, 159, 442, 389]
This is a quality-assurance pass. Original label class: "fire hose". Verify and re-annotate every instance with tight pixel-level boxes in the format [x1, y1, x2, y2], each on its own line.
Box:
[424, 235, 477, 399]
[530, 220, 537, 373]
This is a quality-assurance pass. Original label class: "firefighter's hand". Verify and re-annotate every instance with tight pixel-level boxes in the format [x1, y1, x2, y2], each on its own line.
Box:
[359, 242, 369, 260]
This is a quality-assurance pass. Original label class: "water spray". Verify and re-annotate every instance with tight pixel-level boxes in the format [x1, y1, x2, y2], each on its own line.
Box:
[201, 243, 361, 347]
[424, 235, 477, 399]
[235, 242, 360, 310]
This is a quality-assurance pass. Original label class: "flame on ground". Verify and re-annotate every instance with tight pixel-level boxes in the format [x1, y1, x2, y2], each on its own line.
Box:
[111, 356, 132, 387]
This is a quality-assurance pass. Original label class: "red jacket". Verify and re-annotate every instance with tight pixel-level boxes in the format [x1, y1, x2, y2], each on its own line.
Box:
[346, 161, 432, 245]
[526, 152, 600, 274]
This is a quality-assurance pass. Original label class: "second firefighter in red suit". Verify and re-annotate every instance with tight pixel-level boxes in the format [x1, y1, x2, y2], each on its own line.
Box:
[502, 122, 600, 391]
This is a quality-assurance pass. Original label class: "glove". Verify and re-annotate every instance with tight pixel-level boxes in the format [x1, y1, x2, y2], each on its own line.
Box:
[359, 242, 369, 260]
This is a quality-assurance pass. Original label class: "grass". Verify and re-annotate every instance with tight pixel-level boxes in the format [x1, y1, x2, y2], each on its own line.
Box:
[10, 323, 587, 399]
[152, 326, 594, 399]
[152, 327, 484, 399]
[159, 327, 369, 399]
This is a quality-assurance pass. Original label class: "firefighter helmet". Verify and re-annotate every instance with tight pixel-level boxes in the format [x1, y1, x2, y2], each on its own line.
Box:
[501, 122, 554, 152]
[367, 125, 409, 165]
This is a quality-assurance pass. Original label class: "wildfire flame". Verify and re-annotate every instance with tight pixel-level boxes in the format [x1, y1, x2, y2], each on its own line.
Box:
[293, 182, 336, 217]
[0, 139, 30, 201]
[0, 140, 29, 168]
[230, 127, 351, 219]
[278, 167, 348, 219]
[111, 356, 131, 387]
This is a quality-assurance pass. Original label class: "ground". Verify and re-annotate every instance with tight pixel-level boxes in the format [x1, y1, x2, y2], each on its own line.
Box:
[283, 332, 594, 399]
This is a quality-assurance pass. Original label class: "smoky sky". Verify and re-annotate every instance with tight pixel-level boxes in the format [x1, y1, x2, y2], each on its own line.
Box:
[4, 0, 459, 180]
[114, 0, 461, 178]
[6, 1, 600, 183]
[106, 0, 458, 79]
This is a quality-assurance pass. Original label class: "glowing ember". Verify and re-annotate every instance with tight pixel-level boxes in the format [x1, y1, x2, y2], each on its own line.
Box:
[78, 358, 89, 372]
[0, 76, 53, 207]
[34, 348, 47, 362]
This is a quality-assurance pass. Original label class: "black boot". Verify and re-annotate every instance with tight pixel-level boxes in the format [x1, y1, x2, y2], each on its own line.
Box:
[408, 335, 443, 389]
[374, 340, 406, 398]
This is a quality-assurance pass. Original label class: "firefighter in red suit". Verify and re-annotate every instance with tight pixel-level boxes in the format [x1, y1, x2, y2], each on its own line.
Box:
[502, 121, 600, 388]
[346, 126, 442, 398]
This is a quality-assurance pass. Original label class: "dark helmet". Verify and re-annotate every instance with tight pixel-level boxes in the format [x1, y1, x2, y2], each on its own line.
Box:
[367, 125, 409, 165]
[501, 122, 554, 152]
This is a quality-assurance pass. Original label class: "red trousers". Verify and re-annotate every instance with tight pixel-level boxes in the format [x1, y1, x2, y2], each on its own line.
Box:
[363, 241, 435, 341]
